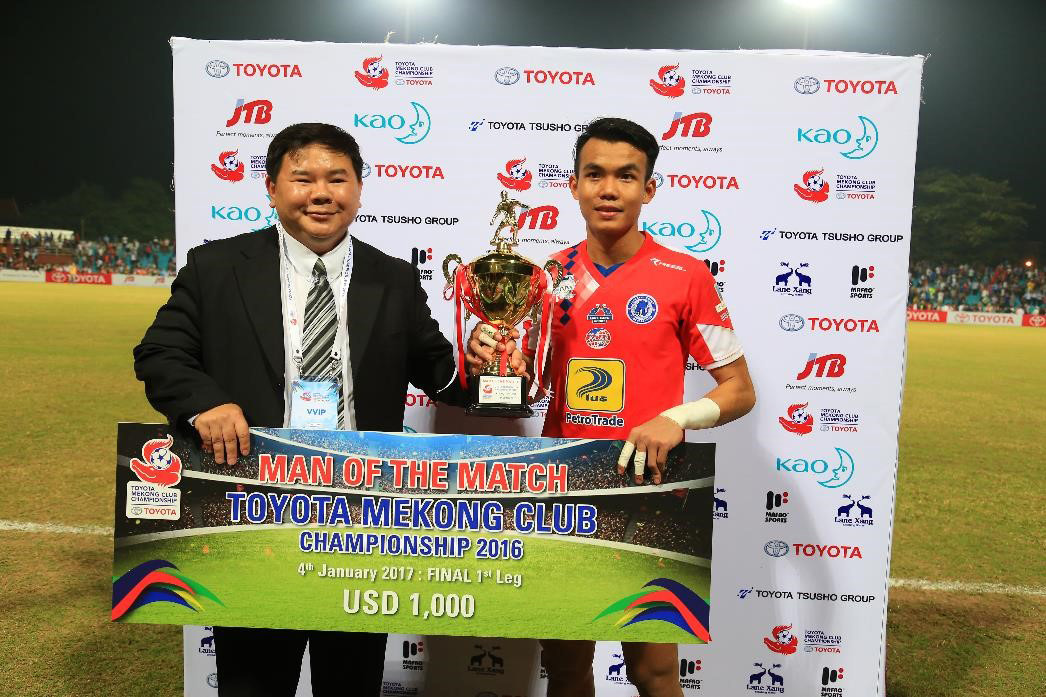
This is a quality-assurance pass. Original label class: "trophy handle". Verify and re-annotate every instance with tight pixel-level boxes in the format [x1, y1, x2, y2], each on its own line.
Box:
[442, 254, 463, 285]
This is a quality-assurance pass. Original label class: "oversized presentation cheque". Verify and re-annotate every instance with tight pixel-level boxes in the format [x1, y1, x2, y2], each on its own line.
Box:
[112, 423, 716, 643]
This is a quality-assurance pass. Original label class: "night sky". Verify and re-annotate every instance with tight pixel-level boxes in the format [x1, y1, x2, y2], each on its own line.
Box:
[5, 0, 1044, 238]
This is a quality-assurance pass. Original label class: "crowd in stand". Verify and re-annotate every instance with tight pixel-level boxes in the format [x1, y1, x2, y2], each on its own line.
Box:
[908, 261, 1044, 314]
[1, 228, 175, 275]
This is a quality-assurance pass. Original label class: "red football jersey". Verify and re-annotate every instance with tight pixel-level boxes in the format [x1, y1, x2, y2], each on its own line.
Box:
[534, 234, 743, 439]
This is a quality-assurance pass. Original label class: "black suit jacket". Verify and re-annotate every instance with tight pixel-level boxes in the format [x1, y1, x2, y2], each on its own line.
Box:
[134, 226, 466, 434]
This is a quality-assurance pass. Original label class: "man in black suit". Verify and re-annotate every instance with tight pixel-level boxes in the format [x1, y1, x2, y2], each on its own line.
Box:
[134, 122, 521, 696]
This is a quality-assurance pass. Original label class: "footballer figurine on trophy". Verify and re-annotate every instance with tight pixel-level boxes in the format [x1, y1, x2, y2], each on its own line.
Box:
[444, 193, 567, 416]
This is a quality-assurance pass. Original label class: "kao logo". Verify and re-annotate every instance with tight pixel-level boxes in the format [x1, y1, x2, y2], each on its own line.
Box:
[794, 168, 830, 203]
[497, 158, 532, 191]
[650, 64, 686, 97]
[206, 59, 230, 78]
[779, 403, 813, 435]
[764, 625, 798, 655]
[794, 76, 821, 94]
[642, 210, 722, 253]
[130, 436, 182, 487]
[779, 314, 805, 332]
[517, 205, 559, 230]
[566, 358, 624, 412]
[353, 102, 431, 145]
[210, 150, 244, 182]
[776, 447, 856, 489]
[797, 353, 846, 380]
[355, 55, 389, 89]
[797, 115, 879, 159]
[494, 66, 521, 85]
[662, 111, 712, 140]
[225, 98, 272, 127]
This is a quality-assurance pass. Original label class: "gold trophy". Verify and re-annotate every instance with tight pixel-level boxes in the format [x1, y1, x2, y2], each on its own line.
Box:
[444, 192, 565, 416]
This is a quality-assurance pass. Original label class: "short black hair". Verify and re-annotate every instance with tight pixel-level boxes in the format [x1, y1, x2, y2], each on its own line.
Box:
[266, 123, 364, 181]
[574, 117, 659, 180]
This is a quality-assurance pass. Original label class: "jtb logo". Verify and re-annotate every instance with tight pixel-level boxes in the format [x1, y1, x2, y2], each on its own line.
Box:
[517, 205, 559, 230]
[797, 353, 846, 380]
[662, 111, 712, 140]
[226, 99, 272, 127]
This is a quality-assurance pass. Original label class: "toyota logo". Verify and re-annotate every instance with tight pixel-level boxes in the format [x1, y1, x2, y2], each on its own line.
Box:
[1030, 315, 1045, 327]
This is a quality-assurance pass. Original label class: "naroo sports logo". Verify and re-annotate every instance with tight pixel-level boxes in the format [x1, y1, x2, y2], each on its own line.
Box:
[650, 64, 685, 97]
[355, 55, 389, 89]
[595, 578, 710, 642]
[130, 436, 183, 487]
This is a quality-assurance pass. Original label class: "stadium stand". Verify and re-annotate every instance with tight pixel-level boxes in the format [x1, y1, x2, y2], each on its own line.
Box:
[908, 261, 1043, 314]
[0, 228, 175, 274]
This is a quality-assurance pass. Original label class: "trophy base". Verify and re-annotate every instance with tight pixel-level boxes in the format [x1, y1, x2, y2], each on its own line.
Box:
[466, 374, 533, 418]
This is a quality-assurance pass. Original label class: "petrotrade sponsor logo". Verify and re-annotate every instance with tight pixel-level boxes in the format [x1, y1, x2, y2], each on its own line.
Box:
[834, 494, 874, 526]
[738, 587, 876, 605]
[776, 447, 856, 489]
[758, 227, 904, 245]
[112, 559, 222, 621]
[595, 578, 711, 641]
[795, 75, 898, 95]
[797, 115, 879, 160]
[353, 102, 431, 145]
[642, 211, 722, 253]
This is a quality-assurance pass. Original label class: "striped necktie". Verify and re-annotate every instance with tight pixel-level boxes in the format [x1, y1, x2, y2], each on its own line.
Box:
[300, 258, 344, 427]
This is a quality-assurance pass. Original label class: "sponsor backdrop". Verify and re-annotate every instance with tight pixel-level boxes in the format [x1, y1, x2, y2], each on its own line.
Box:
[173, 38, 925, 697]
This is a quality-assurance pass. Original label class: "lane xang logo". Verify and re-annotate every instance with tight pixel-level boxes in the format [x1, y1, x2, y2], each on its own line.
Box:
[797, 115, 879, 159]
[595, 578, 710, 641]
[112, 559, 222, 621]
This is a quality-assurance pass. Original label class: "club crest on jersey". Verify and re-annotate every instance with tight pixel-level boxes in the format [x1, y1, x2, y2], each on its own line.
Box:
[553, 273, 576, 301]
[585, 327, 611, 350]
[566, 358, 625, 412]
[587, 304, 614, 324]
[626, 294, 658, 324]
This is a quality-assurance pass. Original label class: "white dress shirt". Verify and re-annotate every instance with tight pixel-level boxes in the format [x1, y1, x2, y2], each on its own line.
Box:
[279, 229, 356, 429]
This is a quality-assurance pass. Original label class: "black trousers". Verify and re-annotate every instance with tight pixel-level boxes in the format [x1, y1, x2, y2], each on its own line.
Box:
[213, 627, 387, 696]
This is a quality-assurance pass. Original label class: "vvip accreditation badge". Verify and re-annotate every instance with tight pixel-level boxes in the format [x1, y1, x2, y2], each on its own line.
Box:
[290, 380, 339, 430]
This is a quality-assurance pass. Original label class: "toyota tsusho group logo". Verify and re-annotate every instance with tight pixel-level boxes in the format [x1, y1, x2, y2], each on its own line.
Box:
[650, 64, 686, 97]
[797, 115, 879, 160]
[497, 158, 532, 190]
[739, 587, 876, 604]
[355, 55, 389, 89]
[794, 168, 830, 203]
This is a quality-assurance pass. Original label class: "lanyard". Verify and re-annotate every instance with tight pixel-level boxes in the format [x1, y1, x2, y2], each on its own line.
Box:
[276, 221, 354, 379]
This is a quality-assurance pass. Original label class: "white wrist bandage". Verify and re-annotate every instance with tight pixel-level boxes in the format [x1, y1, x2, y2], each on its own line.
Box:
[660, 397, 721, 430]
